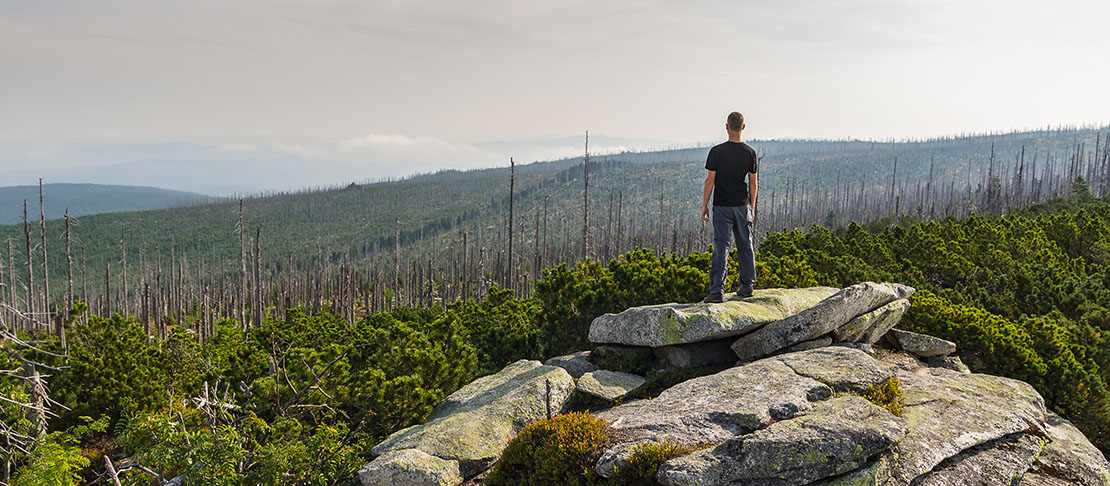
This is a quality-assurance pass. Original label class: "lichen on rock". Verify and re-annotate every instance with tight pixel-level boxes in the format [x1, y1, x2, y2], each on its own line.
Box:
[588, 287, 839, 347]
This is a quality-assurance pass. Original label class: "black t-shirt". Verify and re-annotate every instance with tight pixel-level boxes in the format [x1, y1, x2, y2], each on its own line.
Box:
[705, 141, 758, 207]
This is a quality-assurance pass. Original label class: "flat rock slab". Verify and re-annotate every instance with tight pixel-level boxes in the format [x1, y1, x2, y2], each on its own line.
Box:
[887, 329, 956, 358]
[369, 360, 574, 478]
[732, 282, 915, 362]
[598, 358, 832, 446]
[359, 448, 462, 486]
[576, 370, 645, 402]
[775, 346, 895, 394]
[544, 351, 596, 378]
[927, 355, 970, 374]
[808, 455, 894, 486]
[656, 396, 908, 486]
[834, 298, 910, 344]
[1024, 412, 1110, 486]
[588, 287, 838, 347]
[916, 433, 1045, 486]
[888, 367, 1046, 484]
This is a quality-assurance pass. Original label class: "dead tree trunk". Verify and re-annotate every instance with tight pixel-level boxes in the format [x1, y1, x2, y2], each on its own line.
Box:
[542, 196, 549, 269]
[254, 227, 262, 328]
[104, 261, 110, 317]
[583, 131, 590, 260]
[23, 201, 34, 330]
[394, 217, 400, 308]
[533, 207, 541, 284]
[461, 230, 469, 302]
[38, 180, 49, 322]
[889, 158, 898, 219]
[508, 158, 515, 291]
[64, 210, 73, 308]
[238, 199, 247, 331]
[6, 238, 14, 328]
[120, 222, 128, 317]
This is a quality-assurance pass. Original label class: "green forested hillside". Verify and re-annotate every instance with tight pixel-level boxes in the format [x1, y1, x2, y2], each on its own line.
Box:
[2, 193, 1108, 485]
[0, 127, 1107, 319]
[0, 183, 210, 224]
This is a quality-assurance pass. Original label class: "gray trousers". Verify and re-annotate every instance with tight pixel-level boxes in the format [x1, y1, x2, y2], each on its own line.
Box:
[709, 205, 755, 294]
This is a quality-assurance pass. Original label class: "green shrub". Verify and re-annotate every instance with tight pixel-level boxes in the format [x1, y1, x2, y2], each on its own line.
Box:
[535, 249, 709, 356]
[484, 412, 612, 486]
[606, 441, 707, 485]
[859, 377, 904, 417]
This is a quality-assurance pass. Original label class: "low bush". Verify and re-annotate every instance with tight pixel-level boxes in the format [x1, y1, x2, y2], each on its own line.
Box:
[606, 441, 707, 485]
[484, 412, 612, 486]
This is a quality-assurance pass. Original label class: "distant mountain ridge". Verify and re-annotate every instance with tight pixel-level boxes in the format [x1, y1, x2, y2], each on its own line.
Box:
[0, 125, 1107, 307]
[0, 183, 212, 224]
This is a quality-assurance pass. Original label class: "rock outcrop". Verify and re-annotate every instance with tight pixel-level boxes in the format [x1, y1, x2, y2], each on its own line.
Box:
[588, 287, 838, 347]
[657, 396, 908, 486]
[887, 365, 1047, 484]
[363, 360, 574, 481]
[833, 298, 911, 343]
[358, 449, 462, 486]
[587, 282, 917, 367]
[886, 328, 957, 358]
[359, 283, 1110, 486]
[543, 351, 596, 378]
[576, 370, 645, 402]
[731, 282, 915, 361]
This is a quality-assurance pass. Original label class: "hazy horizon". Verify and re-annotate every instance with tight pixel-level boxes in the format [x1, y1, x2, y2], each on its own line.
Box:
[3, 0, 1108, 191]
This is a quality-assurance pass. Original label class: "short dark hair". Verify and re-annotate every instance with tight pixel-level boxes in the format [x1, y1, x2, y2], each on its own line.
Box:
[727, 112, 744, 131]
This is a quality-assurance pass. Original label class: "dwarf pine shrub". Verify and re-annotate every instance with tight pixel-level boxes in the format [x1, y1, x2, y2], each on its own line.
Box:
[484, 412, 612, 486]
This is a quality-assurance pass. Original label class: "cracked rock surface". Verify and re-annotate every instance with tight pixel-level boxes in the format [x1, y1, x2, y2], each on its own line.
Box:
[366, 360, 574, 481]
[360, 283, 1110, 486]
[589, 287, 838, 347]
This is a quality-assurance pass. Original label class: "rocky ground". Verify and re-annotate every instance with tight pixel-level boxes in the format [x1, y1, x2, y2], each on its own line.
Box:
[358, 282, 1110, 486]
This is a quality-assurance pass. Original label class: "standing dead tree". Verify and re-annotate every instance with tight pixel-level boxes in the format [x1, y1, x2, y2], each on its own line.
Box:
[253, 227, 262, 329]
[508, 158, 515, 291]
[0, 303, 70, 483]
[121, 222, 128, 317]
[38, 180, 49, 325]
[238, 199, 247, 332]
[583, 131, 591, 260]
[23, 201, 34, 332]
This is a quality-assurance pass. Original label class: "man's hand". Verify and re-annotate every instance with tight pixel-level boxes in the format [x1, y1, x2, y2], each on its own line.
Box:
[701, 206, 710, 222]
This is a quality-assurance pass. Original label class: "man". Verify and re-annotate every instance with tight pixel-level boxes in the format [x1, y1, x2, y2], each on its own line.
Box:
[700, 111, 758, 303]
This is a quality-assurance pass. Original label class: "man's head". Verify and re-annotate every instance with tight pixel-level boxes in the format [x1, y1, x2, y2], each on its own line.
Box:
[727, 112, 745, 133]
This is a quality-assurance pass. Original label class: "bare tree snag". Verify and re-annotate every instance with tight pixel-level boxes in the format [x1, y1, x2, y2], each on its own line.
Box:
[583, 131, 590, 260]
[508, 157, 515, 290]
[38, 180, 49, 322]
[23, 201, 34, 330]
[238, 199, 247, 331]
[121, 222, 128, 317]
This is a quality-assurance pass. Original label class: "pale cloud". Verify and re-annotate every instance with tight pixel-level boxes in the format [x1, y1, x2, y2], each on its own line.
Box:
[274, 141, 329, 158]
[338, 134, 483, 157]
[1, 0, 1108, 179]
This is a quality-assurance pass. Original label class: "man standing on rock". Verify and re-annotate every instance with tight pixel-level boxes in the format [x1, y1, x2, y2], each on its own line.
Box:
[701, 111, 758, 303]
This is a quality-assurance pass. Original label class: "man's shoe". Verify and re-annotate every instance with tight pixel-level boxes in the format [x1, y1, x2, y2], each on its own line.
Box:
[738, 285, 754, 298]
[702, 293, 724, 304]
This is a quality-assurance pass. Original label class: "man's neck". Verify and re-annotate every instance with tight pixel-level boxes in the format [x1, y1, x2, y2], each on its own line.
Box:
[728, 134, 742, 143]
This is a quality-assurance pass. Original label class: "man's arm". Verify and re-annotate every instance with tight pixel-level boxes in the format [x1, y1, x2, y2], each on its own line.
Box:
[748, 171, 758, 212]
[701, 171, 716, 222]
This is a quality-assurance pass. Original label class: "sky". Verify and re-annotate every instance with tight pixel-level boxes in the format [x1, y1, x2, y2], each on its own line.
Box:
[1, 0, 1108, 188]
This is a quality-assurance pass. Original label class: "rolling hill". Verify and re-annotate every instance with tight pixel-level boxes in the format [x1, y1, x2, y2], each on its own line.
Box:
[0, 126, 1107, 312]
[0, 183, 212, 225]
